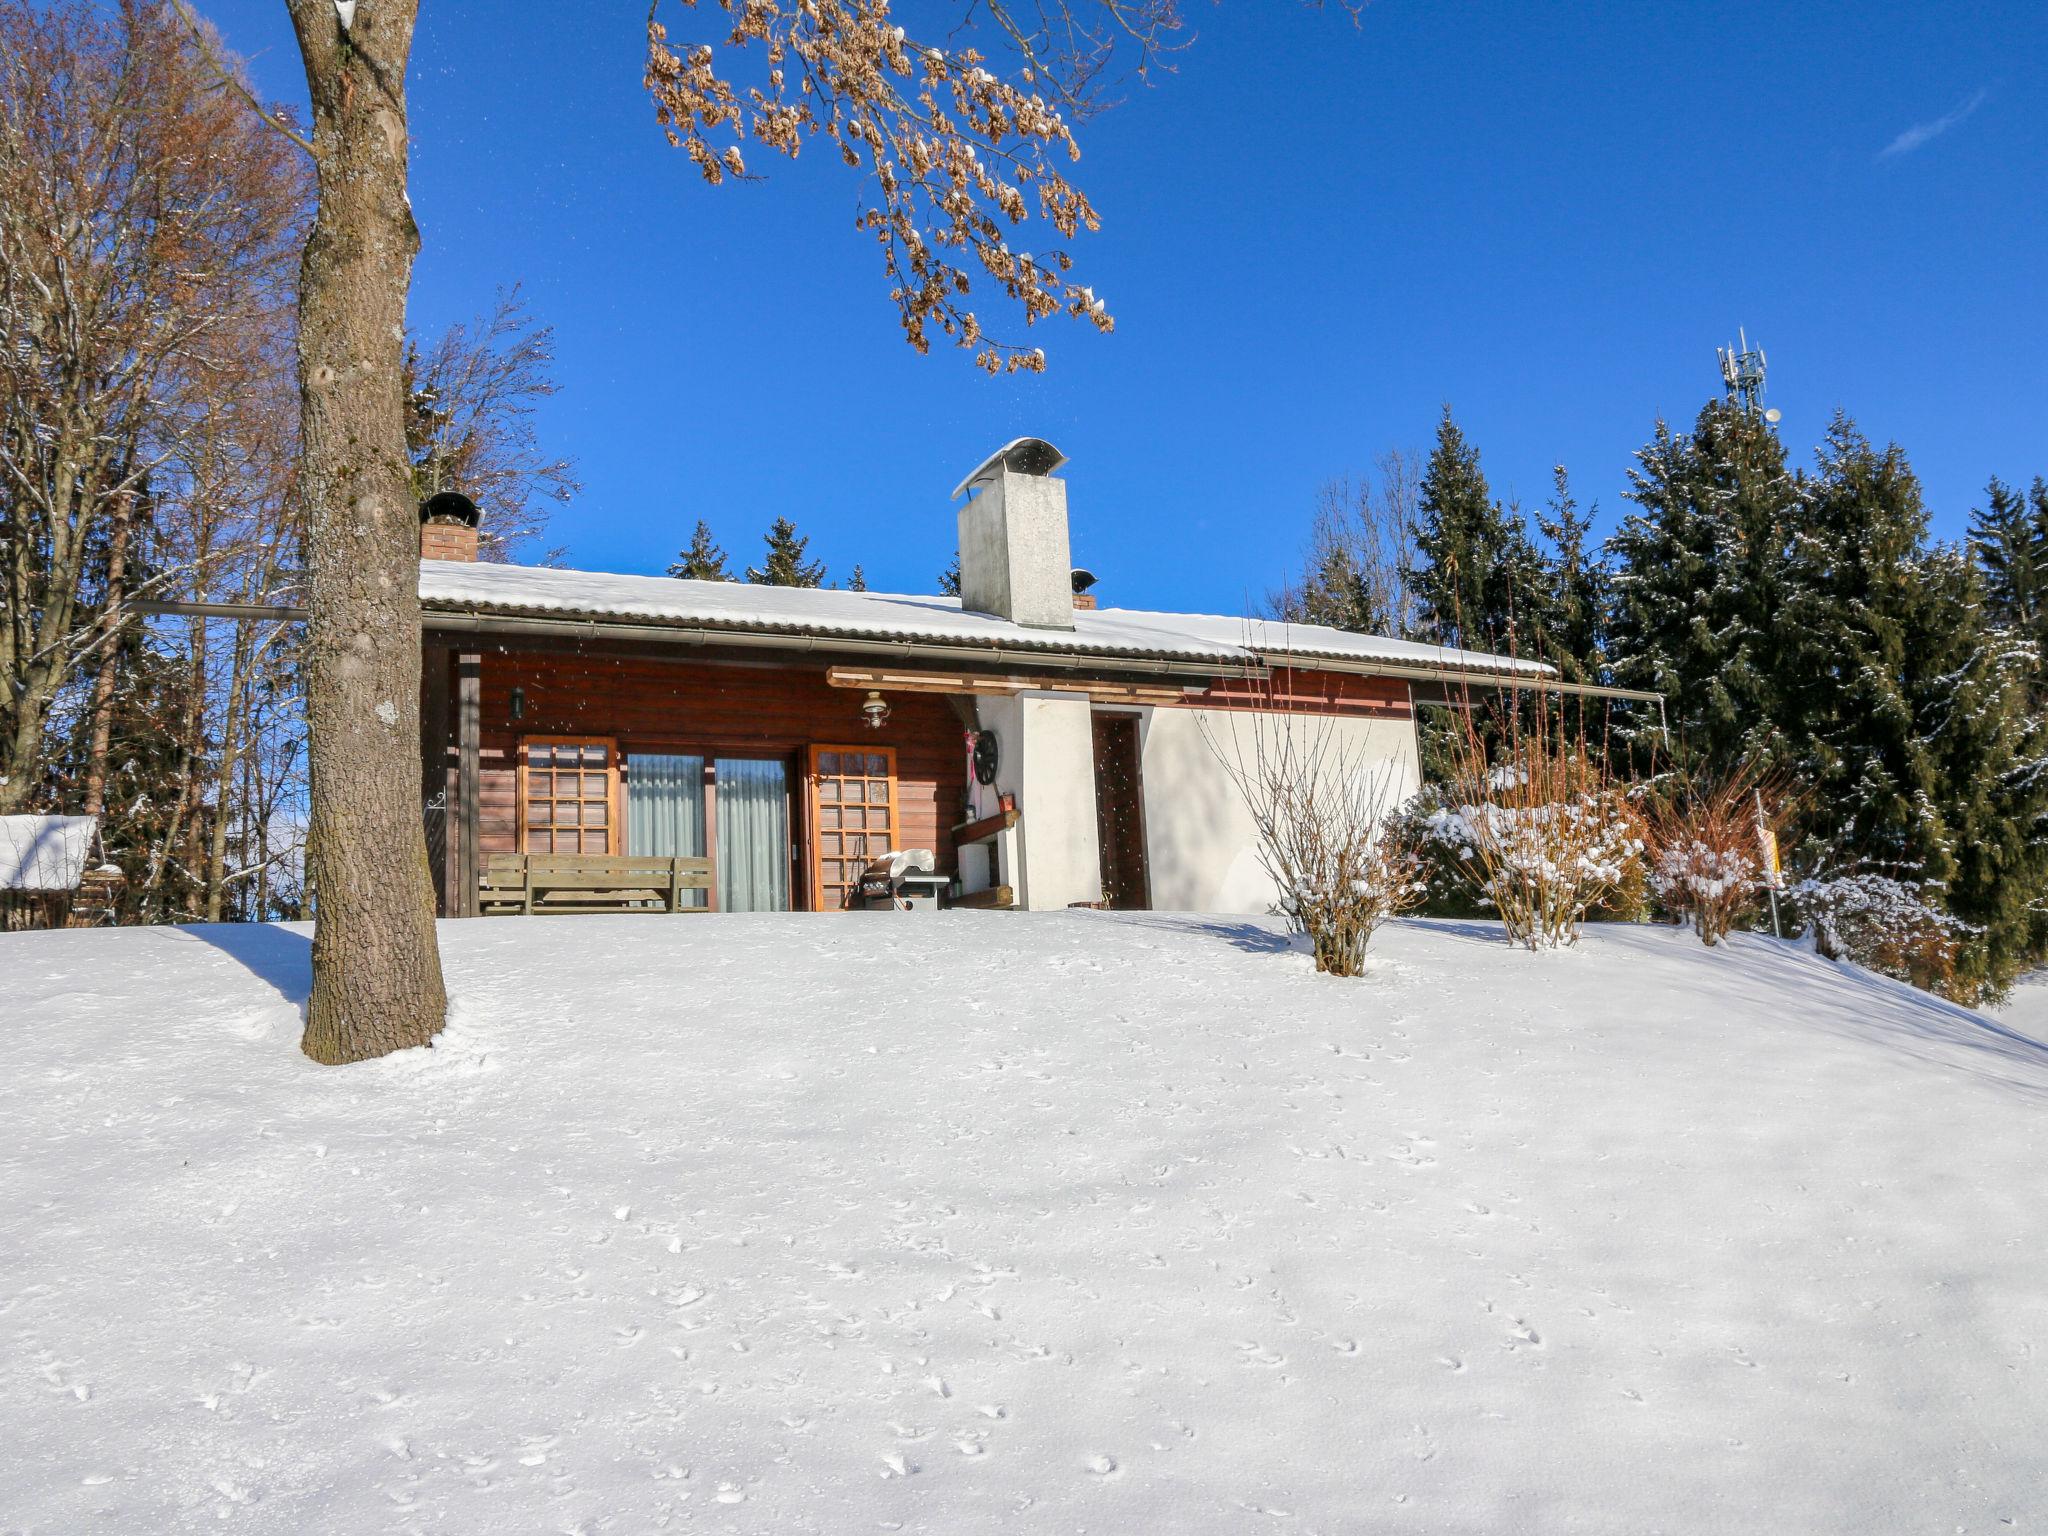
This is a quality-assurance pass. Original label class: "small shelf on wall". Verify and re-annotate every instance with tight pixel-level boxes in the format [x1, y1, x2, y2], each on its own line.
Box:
[952, 808, 1019, 846]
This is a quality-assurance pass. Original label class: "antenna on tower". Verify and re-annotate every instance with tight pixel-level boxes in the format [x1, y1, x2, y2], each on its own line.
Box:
[1716, 327, 1776, 422]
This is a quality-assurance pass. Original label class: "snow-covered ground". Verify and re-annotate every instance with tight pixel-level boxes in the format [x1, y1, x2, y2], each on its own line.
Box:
[4, 913, 2045, 1534]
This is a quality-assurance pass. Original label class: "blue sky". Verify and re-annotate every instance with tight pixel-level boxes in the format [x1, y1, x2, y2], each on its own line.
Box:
[206, 0, 2045, 611]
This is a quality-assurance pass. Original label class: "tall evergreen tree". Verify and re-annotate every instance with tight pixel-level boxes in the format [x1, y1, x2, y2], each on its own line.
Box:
[1532, 464, 1603, 682]
[938, 553, 962, 597]
[1906, 544, 2048, 999]
[668, 519, 730, 581]
[846, 564, 868, 592]
[1605, 400, 1797, 767]
[748, 516, 826, 587]
[1774, 415, 1945, 876]
[1410, 409, 1541, 652]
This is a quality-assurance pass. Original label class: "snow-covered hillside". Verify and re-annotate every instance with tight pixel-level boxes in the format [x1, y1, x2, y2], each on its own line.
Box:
[4, 914, 2044, 1533]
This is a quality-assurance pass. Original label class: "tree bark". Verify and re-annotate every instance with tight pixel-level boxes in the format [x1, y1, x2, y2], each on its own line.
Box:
[80, 489, 137, 819]
[287, 0, 446, 1062]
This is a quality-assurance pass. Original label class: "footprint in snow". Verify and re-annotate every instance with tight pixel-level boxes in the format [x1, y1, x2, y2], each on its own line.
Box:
[1083, 1454, 1120, 1478]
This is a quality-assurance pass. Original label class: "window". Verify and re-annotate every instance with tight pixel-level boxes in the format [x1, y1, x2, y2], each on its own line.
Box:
[809, 746, 896, 911]
[520, 738, 617, 855]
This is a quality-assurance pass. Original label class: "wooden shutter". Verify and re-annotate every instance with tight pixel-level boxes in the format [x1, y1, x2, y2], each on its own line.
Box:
[808, 745, 896, 911]
[519, 737, 619, 855]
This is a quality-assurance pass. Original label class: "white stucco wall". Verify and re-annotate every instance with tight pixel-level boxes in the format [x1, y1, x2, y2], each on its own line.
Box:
[973, 691, 1103, 910]
[1012, 692, 1103, 909]
[1134, 706, 1421, 915]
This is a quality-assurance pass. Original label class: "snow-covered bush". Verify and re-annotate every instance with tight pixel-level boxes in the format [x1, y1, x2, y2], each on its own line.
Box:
[1205, 706, 1425, 976]
[1430, 705, 1646, 949]
[1791, 874, 1964, 995]
[1643, 766, 1787, 945]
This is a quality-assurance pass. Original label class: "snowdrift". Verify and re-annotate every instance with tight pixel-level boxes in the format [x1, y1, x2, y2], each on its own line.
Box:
[3, 913, 2044, 1533]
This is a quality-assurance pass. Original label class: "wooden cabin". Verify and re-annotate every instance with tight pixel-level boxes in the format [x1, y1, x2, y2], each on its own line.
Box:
[418, 439, 1551, 918]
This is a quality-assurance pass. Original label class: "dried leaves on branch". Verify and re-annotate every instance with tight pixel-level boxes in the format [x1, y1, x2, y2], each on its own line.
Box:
[646, 0, 1136, 372]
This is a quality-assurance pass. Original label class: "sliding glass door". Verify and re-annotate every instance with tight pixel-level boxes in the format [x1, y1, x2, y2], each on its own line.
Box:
[714, 758, 790, 912]
[626, 752, 790, 912]
[626, 753, 708, 907]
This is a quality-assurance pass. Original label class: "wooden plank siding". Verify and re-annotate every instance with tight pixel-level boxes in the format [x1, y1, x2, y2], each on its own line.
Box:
[454, 648, 969, 910]
[419, 633, 1412, 916]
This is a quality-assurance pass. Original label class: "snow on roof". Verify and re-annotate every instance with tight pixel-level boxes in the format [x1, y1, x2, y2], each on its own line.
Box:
[0, 816, 97, 892]
[419, 561, 1551, 679]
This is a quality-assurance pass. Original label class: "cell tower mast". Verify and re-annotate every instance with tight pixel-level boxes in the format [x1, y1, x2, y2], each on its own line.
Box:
[1716, 327, 1779, 423]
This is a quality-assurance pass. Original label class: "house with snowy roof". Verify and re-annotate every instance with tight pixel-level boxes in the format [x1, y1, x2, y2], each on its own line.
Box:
[408, 439, 1561, 917]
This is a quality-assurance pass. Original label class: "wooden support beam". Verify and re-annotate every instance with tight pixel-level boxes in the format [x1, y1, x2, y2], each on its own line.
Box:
[456, 651, 481, 918]
[951, 885, 1015, 910]
[826, 665, 1187, 706]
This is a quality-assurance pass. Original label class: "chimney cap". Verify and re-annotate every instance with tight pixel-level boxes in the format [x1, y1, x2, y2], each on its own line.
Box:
[1070, 567, 1098, 594]
[950, 436, 1067, 501]
[419, 490, 480, 527]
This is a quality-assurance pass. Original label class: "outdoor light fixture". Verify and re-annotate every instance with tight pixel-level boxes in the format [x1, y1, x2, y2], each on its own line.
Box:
[861, 690, 891, 730]
[509, 686, 526, 722]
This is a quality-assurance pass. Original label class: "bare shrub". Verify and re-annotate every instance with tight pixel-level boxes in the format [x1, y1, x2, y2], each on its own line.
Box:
[1643, 764, 1789, 945]
[1205, 691, 1424, 977]
[1426, 697, 1646, 949]
[1792, 875, 1964, 995]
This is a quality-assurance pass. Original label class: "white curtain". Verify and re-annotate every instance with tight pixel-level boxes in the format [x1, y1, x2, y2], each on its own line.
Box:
[716, 758, 790, 912]
[627, 754, 707, 908]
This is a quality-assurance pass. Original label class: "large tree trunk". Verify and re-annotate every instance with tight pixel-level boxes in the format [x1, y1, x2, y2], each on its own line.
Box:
[288, 0, 446, 1063]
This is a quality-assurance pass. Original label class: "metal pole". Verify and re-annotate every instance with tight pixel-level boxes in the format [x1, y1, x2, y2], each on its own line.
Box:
[1756, 787, 1782, 940]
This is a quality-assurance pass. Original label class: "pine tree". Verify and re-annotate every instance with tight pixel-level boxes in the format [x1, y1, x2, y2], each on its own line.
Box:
[747, 517, 827, 587]
[1906, 545, 2048, 1000]
[1410, 409, 1541, 652]
[1605, 400, 1797, 768]
[938, 553, 961, 597]
[846, 564, 869, 592]
[1774, 415, 1945, 878]
[1532, 464, 1603, 682]
[1966, 477, 2048, 628]
[668, 519, 731, 581]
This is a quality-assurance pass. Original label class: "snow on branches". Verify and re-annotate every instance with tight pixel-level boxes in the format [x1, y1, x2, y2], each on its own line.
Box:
[1427, 698, 1646, 949]
[1643, 763, 1788, 946]
[1792, 874, 1966, 996]
[644, 0, 1136, 374]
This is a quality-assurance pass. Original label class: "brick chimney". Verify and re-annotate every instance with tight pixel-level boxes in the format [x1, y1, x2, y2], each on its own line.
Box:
[419, 491, 480, 563]
[1071, 567, 1099, 611]
[952, 438, 1074, 631]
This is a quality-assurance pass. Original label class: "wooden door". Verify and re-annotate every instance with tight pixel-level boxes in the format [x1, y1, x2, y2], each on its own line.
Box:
[808, 746, 897, 911]
[1091, 714, 1150, 910]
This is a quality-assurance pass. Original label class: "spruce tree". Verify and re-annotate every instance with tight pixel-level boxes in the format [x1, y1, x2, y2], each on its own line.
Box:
[938, 553, 962, 596]
[846, 564, 869, 592]
[1410, 409, 1541, 652]
[748, 517, 827, 587]
[1532, 464, 1603, 682]
[1967, 477, 2043, 630]
[668, 519, 731, 581]
[1906, 545, 2048, 1000]
[1774, 415, 1945, 877]
[1604, 400, 1796, 768]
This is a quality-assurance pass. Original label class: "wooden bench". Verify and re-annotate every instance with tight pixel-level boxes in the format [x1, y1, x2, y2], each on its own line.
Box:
[479, 853, 715, 916]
